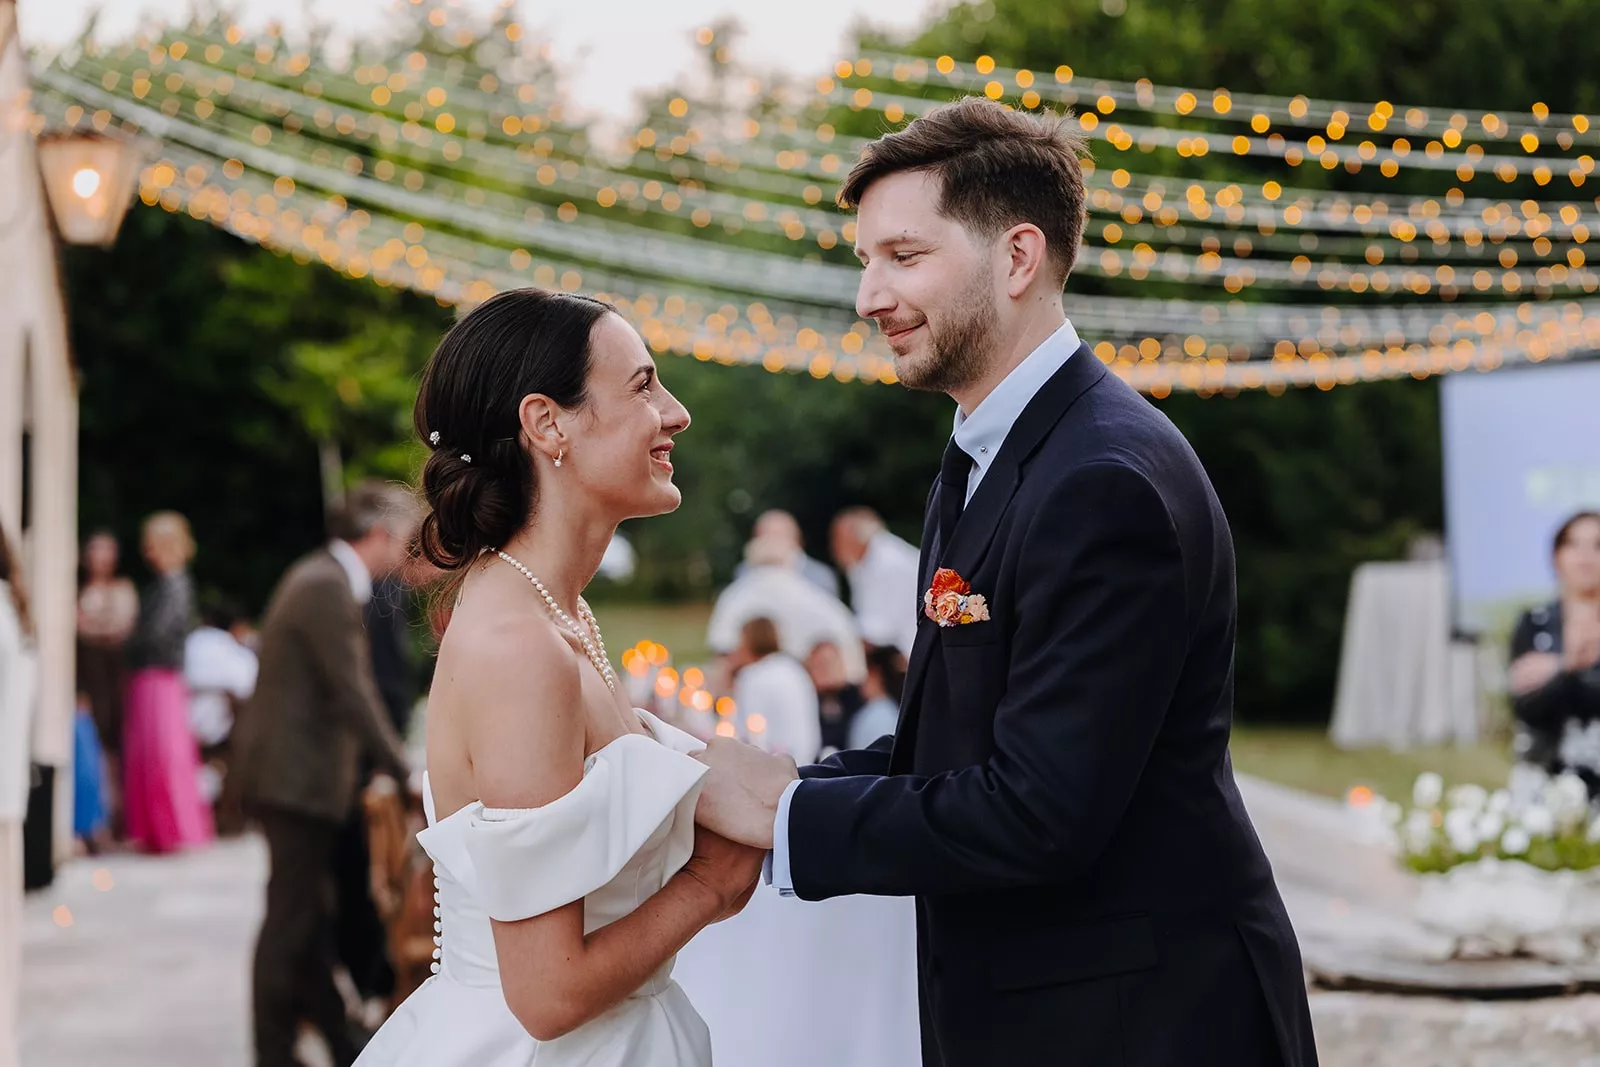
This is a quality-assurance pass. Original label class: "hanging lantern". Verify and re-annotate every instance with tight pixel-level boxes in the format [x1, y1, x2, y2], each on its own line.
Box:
[35, 130, 145, 247]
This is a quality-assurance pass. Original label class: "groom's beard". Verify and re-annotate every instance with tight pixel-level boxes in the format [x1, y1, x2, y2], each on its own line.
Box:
[893, 268, 997, 394]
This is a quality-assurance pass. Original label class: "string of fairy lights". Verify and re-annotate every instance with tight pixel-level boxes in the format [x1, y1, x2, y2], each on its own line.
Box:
[117, 113, 1600, 369]
[118, 107, 1592, 385]
[794, 50, 1600, 174]
[54, 28, 1600, 260]
[89, 117, 1600, 384]
[843, 51, 1599, 147]
[54, 58, 1596, 304]
[26, 10, 1600, 393]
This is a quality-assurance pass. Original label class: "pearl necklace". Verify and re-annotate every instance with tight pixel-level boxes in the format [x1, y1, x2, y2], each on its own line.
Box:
[494, 550, 617, 691]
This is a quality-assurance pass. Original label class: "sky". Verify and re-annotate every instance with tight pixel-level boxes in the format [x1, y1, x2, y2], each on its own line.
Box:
[16, 0, 944, 123]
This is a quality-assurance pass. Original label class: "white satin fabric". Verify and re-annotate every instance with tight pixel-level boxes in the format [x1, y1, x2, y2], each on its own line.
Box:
[356, 709, 714, 1066]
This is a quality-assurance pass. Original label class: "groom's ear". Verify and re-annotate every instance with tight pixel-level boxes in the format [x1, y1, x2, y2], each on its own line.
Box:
[1001, 222, 1049, 298]
[517, 393, 565, 458]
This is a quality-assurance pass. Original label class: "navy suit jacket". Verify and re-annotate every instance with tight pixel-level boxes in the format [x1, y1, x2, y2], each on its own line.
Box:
[785, 348, 1318, 1067]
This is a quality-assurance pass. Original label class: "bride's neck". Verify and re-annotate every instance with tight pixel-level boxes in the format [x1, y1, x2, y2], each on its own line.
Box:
[497, 505, 615, 614]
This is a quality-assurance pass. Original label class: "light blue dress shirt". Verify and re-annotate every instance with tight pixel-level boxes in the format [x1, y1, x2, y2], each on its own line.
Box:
[768, 318, 1081, 895]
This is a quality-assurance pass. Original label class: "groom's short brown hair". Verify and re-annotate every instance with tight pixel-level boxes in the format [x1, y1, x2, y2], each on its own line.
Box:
[838, 96, 1090, 287]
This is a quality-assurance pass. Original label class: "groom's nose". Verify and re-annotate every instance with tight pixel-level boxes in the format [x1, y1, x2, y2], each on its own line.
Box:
[856, 267, 893, 322]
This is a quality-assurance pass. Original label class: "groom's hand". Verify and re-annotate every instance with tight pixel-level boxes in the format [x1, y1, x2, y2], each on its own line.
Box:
[693, 737, 798, 849]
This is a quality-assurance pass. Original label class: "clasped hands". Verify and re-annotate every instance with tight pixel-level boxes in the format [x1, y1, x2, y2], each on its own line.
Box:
[692, 736, 799, 850]
[679, 737, 799, 921]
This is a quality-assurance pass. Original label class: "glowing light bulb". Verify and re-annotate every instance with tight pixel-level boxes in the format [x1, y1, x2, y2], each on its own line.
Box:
[72, 167, 102, 199]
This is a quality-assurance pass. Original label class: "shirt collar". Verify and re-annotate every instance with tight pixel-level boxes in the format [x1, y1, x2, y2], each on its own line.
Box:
[327, 539, 373, 604]
[951, 318, 1079, 475]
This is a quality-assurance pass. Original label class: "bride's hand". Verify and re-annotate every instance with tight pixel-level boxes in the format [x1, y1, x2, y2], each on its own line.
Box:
[681, 824, 765, 919]
[692, 737, 799, 849]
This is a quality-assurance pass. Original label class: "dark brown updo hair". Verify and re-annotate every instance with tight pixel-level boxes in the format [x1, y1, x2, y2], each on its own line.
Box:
[415, 288, 615, 570]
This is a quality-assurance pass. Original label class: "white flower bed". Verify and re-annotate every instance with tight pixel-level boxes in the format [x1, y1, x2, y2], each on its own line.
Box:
[1350, 768, 1600, 958]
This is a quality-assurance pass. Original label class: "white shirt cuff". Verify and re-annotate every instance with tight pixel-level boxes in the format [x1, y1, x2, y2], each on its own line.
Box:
[764, 778, 804, 896]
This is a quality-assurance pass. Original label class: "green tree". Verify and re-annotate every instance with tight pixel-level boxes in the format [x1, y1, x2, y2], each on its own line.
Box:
[63, 207, 452, 611]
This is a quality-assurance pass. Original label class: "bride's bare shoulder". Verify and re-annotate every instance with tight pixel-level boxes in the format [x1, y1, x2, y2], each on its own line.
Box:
[436, 603, 578, 698]
[433, 601, 587, 806]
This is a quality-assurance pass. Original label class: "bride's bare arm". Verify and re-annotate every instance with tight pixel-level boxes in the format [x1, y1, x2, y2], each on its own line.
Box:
[454, 621, 762, 1042]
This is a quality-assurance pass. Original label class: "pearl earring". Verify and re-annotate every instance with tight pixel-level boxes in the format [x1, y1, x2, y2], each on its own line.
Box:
[554, 450, 564, 468]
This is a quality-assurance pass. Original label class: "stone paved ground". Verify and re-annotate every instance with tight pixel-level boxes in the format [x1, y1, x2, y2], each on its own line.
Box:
[19, 780, 1600, 1065]
[21, 836, 262, 1067]
[1311, 990, 1600, 1067]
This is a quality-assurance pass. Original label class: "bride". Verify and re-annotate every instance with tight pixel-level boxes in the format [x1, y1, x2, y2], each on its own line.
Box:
[357, 288, 769, 1066]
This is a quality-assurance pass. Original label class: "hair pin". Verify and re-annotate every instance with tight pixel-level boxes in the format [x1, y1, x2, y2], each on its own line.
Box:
[460, 453, 472, 464]
[428, 431, 440, 446]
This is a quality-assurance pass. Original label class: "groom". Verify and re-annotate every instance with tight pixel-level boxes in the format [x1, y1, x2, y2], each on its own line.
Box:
[696, 97, 1318, 1066]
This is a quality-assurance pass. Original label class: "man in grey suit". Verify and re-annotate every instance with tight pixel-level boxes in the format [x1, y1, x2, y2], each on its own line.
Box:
[236, 483, 419, 1067]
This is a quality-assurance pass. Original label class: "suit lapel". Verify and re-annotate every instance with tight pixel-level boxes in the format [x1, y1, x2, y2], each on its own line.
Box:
[938, 457, 1020, 581]
[890, 471, 1020, 773]
[888, 344, 1107, 773]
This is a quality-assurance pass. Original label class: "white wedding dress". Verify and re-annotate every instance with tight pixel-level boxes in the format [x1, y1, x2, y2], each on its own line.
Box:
[356, 709, 715, 1066]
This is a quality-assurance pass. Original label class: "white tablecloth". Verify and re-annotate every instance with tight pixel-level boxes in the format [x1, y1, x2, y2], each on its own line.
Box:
[1329, 559, 1482, 749]
[673, 887, 921, 1067]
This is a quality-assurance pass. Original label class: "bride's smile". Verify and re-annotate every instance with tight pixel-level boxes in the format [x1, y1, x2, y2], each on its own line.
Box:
[649, 441, 675, 475]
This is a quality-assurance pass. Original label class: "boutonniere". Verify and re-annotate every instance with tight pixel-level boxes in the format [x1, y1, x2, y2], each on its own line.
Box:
[923, 568, 991, 628]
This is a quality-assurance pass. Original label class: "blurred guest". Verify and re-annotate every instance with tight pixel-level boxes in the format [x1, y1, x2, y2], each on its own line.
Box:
[0, 526, 37, 1067]
[849, 644, 907, 751]
[122, 512, 213, 855]
[708, 534, 865, 685]
[830, 507, 920, 656]
[235, 483, 417, 1067]
[734, 509, 840, 597]
[184, 599, 258, 833]
[805, 640, 864, 755]
[1509, 511, 1600, 793]
[71, 694, 109, 851]
[76, 530, 137, 833]
[335, 572, 420, 1019]
[364, 575, 417, 739]
[731, 617, 821, 763]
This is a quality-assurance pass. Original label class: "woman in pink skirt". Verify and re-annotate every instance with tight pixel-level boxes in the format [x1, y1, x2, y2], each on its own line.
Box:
[122, 512, 213, 854]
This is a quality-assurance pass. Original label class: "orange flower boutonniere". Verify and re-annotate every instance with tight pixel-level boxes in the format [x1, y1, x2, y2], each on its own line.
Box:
[923, 567, 991, 628]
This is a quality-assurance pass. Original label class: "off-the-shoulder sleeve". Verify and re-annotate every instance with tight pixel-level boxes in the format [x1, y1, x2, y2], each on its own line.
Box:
[456, 734, 707, 922]
[634, 707, 706, 757]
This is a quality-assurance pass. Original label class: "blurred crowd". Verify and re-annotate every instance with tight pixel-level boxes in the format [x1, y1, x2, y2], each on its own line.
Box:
[6, 483, 428, 1065]
[1, 481, 932, 1064]
[703, 507, 919, 765]
[72, 514, 249, 855]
